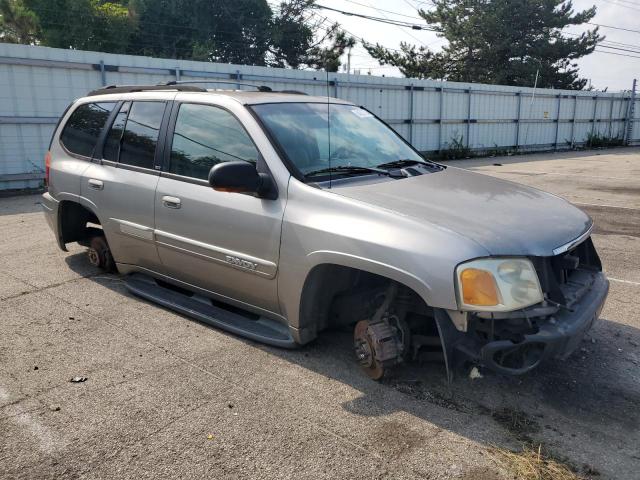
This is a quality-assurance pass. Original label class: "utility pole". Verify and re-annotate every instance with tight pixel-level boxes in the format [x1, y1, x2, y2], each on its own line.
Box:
[625, 78, 637, 145]
[345, 46, 352, 98]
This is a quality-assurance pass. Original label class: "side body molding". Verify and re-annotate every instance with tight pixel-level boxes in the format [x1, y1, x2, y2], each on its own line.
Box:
[154, 229, 278, 279]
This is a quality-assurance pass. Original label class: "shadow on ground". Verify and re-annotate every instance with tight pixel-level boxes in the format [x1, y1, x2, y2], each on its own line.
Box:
[0, 195, 44, 217]
[64, 251, 640, 479]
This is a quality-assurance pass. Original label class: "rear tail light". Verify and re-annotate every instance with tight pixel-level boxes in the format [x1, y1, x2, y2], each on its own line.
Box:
[44, 151, 51, 187]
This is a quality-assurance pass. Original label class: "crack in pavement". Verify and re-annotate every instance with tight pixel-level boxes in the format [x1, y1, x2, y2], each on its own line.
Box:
[37, 283, 393, 464]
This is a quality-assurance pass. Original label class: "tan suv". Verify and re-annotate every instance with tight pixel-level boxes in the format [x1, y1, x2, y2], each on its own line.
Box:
[42, 83, 609, 379]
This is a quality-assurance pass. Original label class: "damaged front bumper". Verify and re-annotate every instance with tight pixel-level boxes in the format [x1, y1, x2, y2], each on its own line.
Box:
[436, 271, 609, 377]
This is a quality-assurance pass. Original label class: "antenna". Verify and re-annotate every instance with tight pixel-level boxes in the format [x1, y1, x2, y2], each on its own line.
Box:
[522, 69, 540, 148]
[326, 69, 332, 189]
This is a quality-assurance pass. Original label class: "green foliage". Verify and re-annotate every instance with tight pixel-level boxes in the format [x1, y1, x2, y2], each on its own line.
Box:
[437, 134, 472, 160]
[585, 132, 624, 148]
[5, 0, 354, 70]
[23, 0, 135, 53]
[0, 0, 39, 44]
[306, 29, 356, 72]
[364, 0, 602, 90]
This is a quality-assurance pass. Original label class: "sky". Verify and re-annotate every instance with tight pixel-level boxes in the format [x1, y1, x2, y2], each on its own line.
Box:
[307, 0, 640, 92]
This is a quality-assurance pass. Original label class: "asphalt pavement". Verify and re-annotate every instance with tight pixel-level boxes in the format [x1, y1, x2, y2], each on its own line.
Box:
[1, 147, 639, 479]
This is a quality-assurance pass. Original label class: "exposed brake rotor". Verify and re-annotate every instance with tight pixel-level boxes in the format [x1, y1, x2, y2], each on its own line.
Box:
[354, 319, 401, 380]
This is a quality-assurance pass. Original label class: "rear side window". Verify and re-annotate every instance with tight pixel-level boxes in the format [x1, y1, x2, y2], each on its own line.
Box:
[103, 101, 130, 162]
[60, 102, 116, 158]
[169, 103, 258, 180]
[119, 102, 166, 169]
[102, 101, 166, 169]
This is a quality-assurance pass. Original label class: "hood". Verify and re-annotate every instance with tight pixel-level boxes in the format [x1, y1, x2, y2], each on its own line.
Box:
[333, 167, 592, 257]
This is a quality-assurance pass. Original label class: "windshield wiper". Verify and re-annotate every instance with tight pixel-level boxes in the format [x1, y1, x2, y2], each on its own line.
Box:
[305, 165, 400, 178]
[376, 158, 444, 170]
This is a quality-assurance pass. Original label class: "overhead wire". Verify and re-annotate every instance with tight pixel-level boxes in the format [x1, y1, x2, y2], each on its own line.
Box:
[312, 4, 436, 30]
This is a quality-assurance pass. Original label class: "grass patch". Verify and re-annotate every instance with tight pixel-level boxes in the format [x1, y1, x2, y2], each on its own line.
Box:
[435, 133, 472, 160]
[492, 407, 541, 442]
[491, 444, 589, 480]
[585, 132, 625, 148]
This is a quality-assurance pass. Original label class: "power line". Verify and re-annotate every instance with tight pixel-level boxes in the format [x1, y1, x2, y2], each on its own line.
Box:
[309, 11, 404, 52]
[564, 31, 640, 53]
[594, 48, 640, 59]
[598, 0, 640, 11]
[312, 4, 436, 31]
[361, 0, 430, 47]
[342, 0, 424, 20]
[587, 22, 640, 35]
[597, 44, 640, 54]
[607, 0, 640, 6]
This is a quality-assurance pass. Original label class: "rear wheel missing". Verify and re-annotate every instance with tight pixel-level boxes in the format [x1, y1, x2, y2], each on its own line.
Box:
[87, 235, 116, 273]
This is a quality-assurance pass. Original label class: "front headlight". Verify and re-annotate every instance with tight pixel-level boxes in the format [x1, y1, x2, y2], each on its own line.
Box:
[455, 258, 543, 312]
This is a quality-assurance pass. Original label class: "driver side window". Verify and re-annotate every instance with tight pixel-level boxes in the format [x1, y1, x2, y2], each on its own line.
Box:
[169, 103, 258, 180]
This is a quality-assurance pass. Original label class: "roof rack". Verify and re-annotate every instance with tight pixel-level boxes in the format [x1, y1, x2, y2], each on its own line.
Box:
[87, 84, 207, 96]
[278, 90, 308, 95]
[162, 80, 273, 92]
[86, 80, 302, 97]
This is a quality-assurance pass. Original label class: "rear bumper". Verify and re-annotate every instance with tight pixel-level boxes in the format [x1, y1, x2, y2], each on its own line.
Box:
[41, 192, 65, 251]
[445, 271, 609, 376]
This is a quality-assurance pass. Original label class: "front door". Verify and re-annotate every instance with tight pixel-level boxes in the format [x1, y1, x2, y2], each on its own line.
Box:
[154, 102, 285, 314]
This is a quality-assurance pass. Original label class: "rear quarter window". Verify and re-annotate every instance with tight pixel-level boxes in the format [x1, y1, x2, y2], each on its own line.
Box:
[60, 102, 116, 158]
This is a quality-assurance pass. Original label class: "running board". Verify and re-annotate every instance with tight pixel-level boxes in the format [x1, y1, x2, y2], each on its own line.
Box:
[125, 273, 296, 348]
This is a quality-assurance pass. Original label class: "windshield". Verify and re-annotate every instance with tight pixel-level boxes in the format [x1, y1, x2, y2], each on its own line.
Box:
[251, 103, 424, 179]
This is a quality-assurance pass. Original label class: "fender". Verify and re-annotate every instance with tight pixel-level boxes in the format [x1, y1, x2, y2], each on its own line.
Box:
[306, 250, 434, 305]
[54, 192, 104, 251]
[280, 249, 436, 345]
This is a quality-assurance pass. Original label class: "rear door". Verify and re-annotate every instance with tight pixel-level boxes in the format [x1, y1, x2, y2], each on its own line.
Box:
[81, 99, 169, 271]
[52, 101, 118, 201]
[154, 100, 285, 314]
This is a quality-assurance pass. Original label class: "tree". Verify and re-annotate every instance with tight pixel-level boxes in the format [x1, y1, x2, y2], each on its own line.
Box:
[267, 0, 355, 71]
[4, 0, 354, 71]
[0, 0, 38, 44]
[127, 0, 272, 64]
[128, 0, 354, 69]
[23, 0, 135, 53]
[365, 0, 603, 90]
[307, 29, 356, 72]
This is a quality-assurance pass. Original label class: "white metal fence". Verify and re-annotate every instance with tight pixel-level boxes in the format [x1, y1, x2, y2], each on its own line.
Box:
[1, 43, 638, 190]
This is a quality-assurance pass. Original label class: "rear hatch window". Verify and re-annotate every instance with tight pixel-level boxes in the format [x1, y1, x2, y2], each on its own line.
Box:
[60, 102, 116, 158]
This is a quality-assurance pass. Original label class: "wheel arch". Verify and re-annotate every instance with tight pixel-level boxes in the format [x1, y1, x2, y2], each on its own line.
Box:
[57, 199, 103, 250]
[293, 251, 434, 343]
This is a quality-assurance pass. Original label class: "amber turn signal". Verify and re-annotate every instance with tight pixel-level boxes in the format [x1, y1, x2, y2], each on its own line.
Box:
[460, 268, 499, 306]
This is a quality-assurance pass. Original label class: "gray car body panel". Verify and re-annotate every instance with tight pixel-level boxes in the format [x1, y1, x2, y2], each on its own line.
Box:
[328, 166, 593, 257]
[43, 89, 600, 347]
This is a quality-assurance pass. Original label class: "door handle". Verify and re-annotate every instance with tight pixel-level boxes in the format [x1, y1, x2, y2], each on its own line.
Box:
[162, 196, 181, 209]
[88, 179, 104, 190]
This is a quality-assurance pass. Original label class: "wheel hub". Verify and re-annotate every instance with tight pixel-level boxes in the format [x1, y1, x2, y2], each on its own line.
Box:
[87, 247, 100, 267]
[353, 319, 401, 380]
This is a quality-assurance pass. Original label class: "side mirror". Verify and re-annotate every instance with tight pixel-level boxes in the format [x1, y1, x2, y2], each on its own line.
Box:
[208, 161, 276, 199]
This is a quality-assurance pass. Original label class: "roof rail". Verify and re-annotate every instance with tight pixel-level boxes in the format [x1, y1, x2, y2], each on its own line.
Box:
[87, 84, 206, 96]
[161, 80, 272, 92]
[277, 90, 308, 95]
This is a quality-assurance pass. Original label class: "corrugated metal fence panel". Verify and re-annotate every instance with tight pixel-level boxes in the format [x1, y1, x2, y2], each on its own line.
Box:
[0, 43, 637, 190]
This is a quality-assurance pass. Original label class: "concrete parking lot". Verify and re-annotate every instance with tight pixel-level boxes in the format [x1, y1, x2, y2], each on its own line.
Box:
[1, 147, 639, 479]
